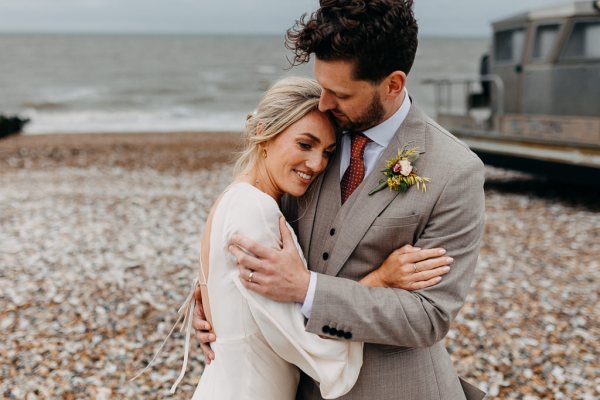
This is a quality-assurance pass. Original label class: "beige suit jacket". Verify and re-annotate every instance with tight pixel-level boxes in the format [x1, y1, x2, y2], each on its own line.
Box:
[283, 105, 486, 400]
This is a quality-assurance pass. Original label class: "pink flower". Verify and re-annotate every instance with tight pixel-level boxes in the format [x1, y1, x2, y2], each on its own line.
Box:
[392, 162, 402, 173]
[399, 160, 412, 176]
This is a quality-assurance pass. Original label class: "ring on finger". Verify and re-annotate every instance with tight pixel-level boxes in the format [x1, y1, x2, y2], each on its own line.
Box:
[412, 263, 418, 274]
[247, 271, 254, 283]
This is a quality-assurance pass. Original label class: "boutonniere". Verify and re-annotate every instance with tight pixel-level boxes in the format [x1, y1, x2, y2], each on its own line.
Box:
[368, 146, 430, 195]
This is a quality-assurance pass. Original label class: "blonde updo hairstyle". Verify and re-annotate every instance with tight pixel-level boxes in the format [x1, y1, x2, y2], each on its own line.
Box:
[234, 77, 326, 175]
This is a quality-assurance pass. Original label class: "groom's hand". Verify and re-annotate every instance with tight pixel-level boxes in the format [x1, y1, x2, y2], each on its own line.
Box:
[229, 217, 311, 303]
[192, 286, 216, 364]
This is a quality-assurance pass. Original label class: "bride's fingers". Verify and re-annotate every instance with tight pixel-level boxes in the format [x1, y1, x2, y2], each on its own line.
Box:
[408, 256, 453, 274]
[229, 245, 262, 271]
[409, 276, 443, 290]
[412, 265, 451, 283]
[393, 244, 421, 255]
[400, 248, 446, 265]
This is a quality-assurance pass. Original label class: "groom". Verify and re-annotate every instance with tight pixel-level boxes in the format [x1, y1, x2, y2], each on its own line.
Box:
[196, 1, 486, 398]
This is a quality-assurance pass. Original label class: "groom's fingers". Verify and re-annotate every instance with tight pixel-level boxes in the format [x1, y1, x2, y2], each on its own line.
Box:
[279, 217, 294, 249]
[229, 244, 262, 271]
[193, 286, 203, 304]
[199, 343, 215, 363]
[192, 304, 216, 362]
[238, 267, 262, 285]
[230, 234, 271, 259]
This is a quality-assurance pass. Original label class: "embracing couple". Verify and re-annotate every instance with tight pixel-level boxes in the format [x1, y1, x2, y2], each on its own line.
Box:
[137, 0, 486, 398]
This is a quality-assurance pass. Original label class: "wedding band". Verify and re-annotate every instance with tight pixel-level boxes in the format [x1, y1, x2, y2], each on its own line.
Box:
[247, 271, 254, 283]
[412, 264, 417, 273]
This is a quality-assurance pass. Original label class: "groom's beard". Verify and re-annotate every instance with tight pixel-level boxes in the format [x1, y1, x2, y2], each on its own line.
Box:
[334, 92, 385, 132]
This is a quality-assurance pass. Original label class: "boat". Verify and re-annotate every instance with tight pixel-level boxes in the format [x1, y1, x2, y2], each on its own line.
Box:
[423, 0, 600, 184]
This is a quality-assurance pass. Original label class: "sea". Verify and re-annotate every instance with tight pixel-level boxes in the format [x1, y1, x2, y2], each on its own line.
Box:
[0, 34, 488, 134]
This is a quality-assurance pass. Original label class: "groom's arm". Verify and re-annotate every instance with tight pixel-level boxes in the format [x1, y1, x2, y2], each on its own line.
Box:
[305, 157, 485, 347]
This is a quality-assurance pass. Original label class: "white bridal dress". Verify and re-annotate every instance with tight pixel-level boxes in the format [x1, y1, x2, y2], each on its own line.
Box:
[138, 182, 363, 399]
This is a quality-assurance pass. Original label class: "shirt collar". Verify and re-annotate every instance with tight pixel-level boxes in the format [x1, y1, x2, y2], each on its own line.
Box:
[361, 89, 411, 147]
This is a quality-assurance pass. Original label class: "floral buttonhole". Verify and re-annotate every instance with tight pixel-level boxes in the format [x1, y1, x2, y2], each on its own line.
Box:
[368, 146, 431, 195]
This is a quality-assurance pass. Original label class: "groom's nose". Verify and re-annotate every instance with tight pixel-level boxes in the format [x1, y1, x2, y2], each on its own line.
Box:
[318, 91, 336, 112]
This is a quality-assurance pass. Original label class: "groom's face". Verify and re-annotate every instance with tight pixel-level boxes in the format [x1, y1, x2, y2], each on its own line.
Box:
[314, 58, 386, 132]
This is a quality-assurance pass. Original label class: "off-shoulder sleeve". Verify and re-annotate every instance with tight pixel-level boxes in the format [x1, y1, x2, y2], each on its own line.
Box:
[221, 185, 363, 399]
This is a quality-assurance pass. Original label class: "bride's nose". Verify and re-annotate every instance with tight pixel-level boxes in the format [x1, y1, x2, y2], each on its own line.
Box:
[305, 153, 326, 173]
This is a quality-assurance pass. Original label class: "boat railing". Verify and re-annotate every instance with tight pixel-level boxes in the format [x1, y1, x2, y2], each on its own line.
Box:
[422, 75, 505, 129]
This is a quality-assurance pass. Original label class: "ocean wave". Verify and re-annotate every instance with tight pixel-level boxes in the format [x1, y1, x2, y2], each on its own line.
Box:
[21, 109, 246, 134]
[21, 101, 66, 110]
[22, 87, 102, 110]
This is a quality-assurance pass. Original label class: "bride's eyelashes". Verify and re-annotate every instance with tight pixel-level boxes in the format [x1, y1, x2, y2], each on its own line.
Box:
[298, 141, 312, 150]
[297, 141, 335, 160]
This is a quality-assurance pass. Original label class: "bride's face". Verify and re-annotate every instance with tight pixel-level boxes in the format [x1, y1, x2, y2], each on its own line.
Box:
[262, 110, 336, 198]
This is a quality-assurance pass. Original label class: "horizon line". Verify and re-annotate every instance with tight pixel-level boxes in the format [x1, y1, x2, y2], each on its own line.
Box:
[0, 30, 489, 39]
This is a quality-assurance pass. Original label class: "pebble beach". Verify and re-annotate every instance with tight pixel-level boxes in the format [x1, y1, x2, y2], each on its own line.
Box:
[1, 132, 598, 399]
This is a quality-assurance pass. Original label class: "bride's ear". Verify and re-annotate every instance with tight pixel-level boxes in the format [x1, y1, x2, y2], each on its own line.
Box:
[256, 121, 266, 136]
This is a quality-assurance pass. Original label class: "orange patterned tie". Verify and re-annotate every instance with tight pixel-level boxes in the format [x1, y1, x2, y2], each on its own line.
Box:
[341, 133, 371, 204]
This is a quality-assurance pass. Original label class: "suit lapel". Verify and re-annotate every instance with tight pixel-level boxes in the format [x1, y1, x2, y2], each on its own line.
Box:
[325, 105, 428, 276]
[297, 149, 341, 259]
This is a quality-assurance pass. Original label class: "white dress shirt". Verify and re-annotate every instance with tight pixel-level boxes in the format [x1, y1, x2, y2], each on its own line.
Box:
[301, 90, 412, 318]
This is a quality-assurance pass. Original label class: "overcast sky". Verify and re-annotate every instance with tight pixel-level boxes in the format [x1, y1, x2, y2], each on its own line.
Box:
[0, 0, 571, 36]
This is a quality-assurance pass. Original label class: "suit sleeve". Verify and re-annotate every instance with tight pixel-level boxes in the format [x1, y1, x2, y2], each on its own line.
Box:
[223, 188, 363, 399]
[305, 156, 486, 347]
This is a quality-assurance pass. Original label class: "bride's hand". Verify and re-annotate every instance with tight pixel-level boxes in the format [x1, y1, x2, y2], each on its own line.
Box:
[360, 245, 452, 290]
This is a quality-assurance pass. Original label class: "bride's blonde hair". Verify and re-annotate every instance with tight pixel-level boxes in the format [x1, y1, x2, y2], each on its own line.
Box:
[234, 77, 324, 175]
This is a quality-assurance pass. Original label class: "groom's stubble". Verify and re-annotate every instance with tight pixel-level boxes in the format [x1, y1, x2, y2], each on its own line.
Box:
[333, 91, 386, 132]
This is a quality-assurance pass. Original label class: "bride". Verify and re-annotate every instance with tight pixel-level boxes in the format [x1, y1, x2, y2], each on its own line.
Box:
[134, 77, 450, 399]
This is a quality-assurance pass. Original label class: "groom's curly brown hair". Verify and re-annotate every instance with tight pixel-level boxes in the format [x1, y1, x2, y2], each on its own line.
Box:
[286, 0, 418, 83]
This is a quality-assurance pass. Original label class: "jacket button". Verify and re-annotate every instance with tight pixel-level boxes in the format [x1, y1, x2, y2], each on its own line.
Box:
[322, 326, 330, 334]
[329, 328, 338, 336]
[336, 330, 345, 338]
[330, 228, 335, 236]
[322, 252, 329, 260]
[344, 331, 352, 340]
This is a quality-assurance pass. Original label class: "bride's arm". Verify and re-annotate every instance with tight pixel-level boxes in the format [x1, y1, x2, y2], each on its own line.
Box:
[359, 245, 452, 289]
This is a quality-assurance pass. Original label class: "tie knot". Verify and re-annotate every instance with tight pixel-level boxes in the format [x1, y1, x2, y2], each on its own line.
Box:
[350, 133, 371, 159]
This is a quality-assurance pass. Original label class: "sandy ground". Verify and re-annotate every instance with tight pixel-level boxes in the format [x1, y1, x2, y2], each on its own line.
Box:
[0, 132, 242, 172]
[0, 132, 598, 399]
